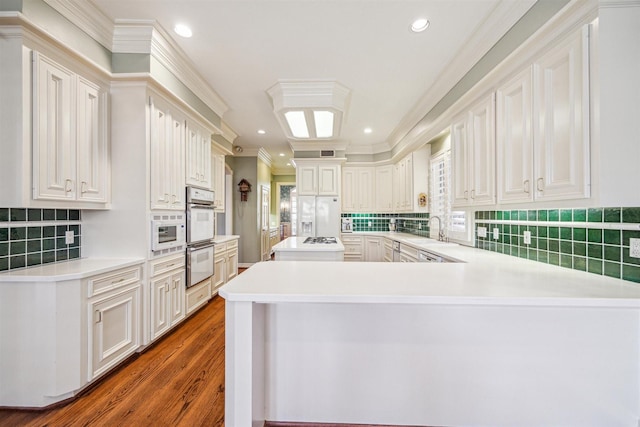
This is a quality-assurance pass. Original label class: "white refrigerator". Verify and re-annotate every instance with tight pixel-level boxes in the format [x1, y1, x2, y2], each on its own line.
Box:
[297, 196, 341, 237]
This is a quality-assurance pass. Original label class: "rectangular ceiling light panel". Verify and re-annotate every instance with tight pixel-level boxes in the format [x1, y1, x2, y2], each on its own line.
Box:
[313, 110, 334, 138]
[284, 111, 309, 138]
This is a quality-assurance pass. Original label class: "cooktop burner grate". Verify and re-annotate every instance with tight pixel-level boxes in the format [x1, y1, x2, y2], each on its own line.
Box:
[303, 237, 338, 244]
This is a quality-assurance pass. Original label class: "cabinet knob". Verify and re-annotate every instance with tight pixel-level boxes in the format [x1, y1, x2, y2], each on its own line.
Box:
[81, 181, 88, 194]
[95, 310, 102, 324]
[65, 179, 73, 193]
[537, 178, 544, 192]
[524, 180, 530, 194]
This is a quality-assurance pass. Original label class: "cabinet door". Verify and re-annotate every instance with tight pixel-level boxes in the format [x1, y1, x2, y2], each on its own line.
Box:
[76, 77, 109, 203]
[212, 152, 226, 211]
[375, 165, 393, 212]
[89, 286, 140, 380]
[533, 27, 590, 201]
[33, 52, 76, 201]
[150, 274, 170, 340]
[357, 168, 374, 211]
[342, 168, 357, 211]
[393, 162, 405, 211]
[297, 166, 317, 195]
[213, 253, 226, 289]
[318, 165, 340, 195]
[468, 94, 496, 206]
[226, 248, 238, 282]
[170, 271, 185, 325]
[186, 122, 212, 189]
[169, 117, 185, 210]
[403, 155, 413, 210]
[497, 67, 534, 203]
[150, 98, 172, 209]
[364, 237, 383, 262]
[451, 117, 470, 207]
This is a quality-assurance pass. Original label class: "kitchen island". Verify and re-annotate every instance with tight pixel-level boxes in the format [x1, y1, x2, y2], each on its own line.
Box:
[220, 247, 640, 427]
[271, 236, 345, 261]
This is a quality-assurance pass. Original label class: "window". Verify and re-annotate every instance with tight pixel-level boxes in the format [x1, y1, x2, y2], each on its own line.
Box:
[430, 150, 471, 243]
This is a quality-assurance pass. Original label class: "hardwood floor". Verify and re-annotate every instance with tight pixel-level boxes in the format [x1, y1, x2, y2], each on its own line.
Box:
[0, 294, 226, 427]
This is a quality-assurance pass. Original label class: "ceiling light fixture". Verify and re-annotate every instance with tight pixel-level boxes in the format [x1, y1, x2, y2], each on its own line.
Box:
[267, 80, 350, 140]
[174, 24, 193, 38]
[257, 129, 266, 135]
[279, 153, 285, 157]
[411, 18, 430, 33]
[364, 127, 373, 134]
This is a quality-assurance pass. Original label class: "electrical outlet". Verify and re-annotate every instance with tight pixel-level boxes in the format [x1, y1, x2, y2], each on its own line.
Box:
[493, 228, 499, 240]
[418, 223, 422, 229]
[630, 238, 640, 259]
[477, 226, 487, 238]
[65, 230, 75, 244]
[368, 221, 372, 227]
[523, 230, 531, 245]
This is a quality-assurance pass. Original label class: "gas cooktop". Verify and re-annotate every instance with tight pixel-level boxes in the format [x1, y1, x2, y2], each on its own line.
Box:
[303, 237, 338, 244]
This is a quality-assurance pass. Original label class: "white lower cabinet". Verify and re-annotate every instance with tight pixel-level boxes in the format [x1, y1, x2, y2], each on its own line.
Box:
[186, 277, 212, 316]
[364, 236, 383, 262]
[86, 264, 142, 381]
[149, 254, 185, 342]
[383, 238, 393, 262]
[341, 234, 363, 262]
[213, 238, 239, 291]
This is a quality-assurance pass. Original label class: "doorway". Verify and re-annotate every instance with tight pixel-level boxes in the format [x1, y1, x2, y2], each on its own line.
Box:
[277, 184, 296, 239]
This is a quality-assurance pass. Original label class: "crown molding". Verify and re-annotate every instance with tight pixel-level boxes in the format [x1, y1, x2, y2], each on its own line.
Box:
[234, 147, 273, 167]
[599, 0, 640, 7]
[288, 140, 350, 152]
[386, 0, 537, 155]
[43, 0, 113, 49]
[271, 166, 296, 176]
[111, 20, 230, 120]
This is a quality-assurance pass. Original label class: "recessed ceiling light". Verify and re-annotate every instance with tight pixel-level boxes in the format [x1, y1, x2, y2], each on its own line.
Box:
[257, 129, 266, 135]
[174, 24, 193, 38]
[364, 127, 373, 134]
[279, 153, 285, 157]
[286, 163, 291, 166]
[411, 18, 430, 33]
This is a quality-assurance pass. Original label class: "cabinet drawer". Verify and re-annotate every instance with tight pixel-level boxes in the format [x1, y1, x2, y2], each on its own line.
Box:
[88, 266, 141, 297]
[215, 242, 227, 254]
[186, 278, 212, 315]
[343, 244, 362, 254]
[341, 236, 362, 244]
[150, 254, 185, 277]
[225, 239, 238, 250]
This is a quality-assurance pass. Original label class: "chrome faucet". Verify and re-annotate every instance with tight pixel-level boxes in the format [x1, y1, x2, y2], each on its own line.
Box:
[428, 215, 446, 241]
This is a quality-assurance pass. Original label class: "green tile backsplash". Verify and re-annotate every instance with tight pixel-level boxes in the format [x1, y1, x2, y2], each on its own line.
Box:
[0, 208, 82, 272]
[475, 207, 640, 283]
[341, 212, 430, 236]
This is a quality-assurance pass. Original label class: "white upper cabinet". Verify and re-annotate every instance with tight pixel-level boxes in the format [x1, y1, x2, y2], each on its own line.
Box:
[212, 150, 226, 211]
[497, 67, 533, 203]
[296, 160, 341, 196]
[342, 167, 374, 212]
[150, 96, 185, 210]
[497, 26, 590, 204]
[375, 165, 394, 212]
[33, 52, 109, 205]
[185, 120, 212, 189]
[533, 27, 590, 202]
[452, 93, 496, 208]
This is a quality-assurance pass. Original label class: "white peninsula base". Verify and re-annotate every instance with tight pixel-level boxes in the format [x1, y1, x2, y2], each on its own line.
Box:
[221, 260, 640, 427]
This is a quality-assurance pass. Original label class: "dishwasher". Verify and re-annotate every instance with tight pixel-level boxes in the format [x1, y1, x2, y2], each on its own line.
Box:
[418, 250, 444, 262]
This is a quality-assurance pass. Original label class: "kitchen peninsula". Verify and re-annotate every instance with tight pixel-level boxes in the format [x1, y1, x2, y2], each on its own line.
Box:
[220, 247, 640, 427]
[271, 236, 345, 261]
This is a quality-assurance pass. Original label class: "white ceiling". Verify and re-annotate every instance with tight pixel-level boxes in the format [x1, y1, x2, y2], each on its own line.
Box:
[91, 0, 534, 172]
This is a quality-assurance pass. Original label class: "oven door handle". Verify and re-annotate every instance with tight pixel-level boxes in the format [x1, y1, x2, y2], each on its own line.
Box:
[187, 204, 216, 210]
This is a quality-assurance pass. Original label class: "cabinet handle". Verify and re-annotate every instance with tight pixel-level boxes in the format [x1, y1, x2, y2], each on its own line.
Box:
[471, 190, 475, 199]
[165, 283, 169, 292]
[112, 278, 125, 284]
[464, 190, 469, 199]
[164, 193, 170, 201]
[65, 179, 73, 193]
[81, 181, 88, 194]
[172, 194, 177, 202]
[95, 310, 102, 324]
[197, 294, 204, 300]
[166, 263, 175, 268]
[537, 178, 544, 192]
[524, 180, 530, 194]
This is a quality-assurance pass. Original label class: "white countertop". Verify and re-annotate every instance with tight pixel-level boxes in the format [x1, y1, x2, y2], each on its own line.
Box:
[0, 258, 145, 282]
[220, 244, 640, 308]
[272, 236, 345, 252]
[213, 235, 240, 244]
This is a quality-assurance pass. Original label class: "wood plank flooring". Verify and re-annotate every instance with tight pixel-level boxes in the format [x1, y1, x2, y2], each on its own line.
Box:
[0, 294, 226, 427]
